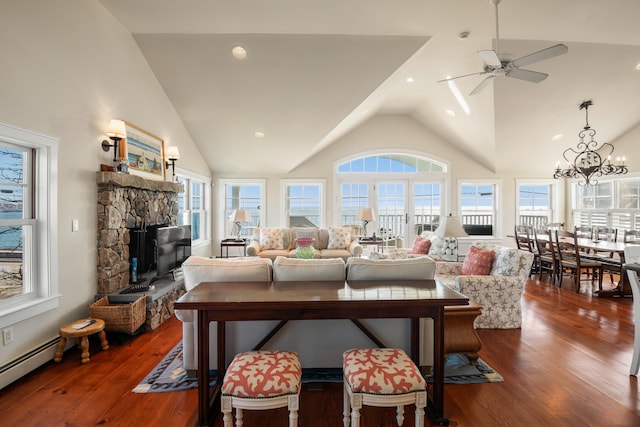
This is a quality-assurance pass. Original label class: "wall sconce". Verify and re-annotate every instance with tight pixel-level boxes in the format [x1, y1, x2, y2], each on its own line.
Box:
[165, 145, 180, 179]
[101, 119, 126, 162]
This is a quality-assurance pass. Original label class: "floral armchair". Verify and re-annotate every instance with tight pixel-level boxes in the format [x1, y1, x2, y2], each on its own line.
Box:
[435, 241, 535, 329]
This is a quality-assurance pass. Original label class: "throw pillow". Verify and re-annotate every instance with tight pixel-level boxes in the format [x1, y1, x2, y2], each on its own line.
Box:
[410, 236, 432, 254]
[327, 227, 351, 250]
[259, 228, 285, 250]
[461, 246, 495, 275]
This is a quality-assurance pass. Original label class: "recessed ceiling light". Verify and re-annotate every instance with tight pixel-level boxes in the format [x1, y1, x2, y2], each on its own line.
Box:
[636, 62, 640, 71]
[405, 77, 415, 83]
[551, 134, 564, 141]
[232, 46, 247, 60]
[458, 31, 470, 40]
[254, 131, 265, 139]
[446, 109, 457, 117]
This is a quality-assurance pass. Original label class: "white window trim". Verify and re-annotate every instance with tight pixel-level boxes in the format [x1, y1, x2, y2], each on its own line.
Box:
[457, 178, 502, 238]
[0, 121, 59, 329]
[279, 179, 326, 228]
[515, 179, 560, 225]
[176, 167, 212, 251]
[218, 178, 266, 236]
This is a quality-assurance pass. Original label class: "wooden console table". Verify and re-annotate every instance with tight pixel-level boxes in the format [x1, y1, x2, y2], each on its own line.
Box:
[175, 279, 468, 426]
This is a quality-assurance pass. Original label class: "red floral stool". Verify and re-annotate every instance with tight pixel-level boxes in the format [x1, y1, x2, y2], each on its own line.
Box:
[221, 350, 302, 427]
[343, 348, 427, 427]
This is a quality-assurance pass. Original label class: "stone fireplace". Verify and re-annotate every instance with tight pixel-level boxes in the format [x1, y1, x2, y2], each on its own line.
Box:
[96, 172, 186, 330]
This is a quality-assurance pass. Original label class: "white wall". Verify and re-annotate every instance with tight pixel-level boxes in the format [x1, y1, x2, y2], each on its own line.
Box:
[0, 0, 211, 383]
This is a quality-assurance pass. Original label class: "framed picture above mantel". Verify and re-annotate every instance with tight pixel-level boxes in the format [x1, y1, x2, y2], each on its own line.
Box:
[123, 121, 165, 181]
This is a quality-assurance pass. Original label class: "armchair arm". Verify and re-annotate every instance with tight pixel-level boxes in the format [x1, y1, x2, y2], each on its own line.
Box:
[349, 239, 363, 257]
[455, 275, 524, 329]
[246, 241, 260, 256]
[436, 261, 463, 276]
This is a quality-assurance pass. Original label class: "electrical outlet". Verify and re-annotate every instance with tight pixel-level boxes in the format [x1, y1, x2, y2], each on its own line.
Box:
[2, 327, 14, 345]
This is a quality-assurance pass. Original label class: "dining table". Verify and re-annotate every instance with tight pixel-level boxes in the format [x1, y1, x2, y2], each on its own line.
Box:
[174, 279, 469, 426]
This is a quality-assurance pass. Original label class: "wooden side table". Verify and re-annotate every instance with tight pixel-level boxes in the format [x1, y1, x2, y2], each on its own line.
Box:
[220, 238, 248, 258]
[54, 318, 109, 364]
[444, 301, 483, 364]
[359, 238, 384, 253]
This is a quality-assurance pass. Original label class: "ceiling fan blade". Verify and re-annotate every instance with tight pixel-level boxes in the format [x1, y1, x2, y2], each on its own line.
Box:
[478, 50, 502, 67]
[511, 44, 568, 68]
[506, 68, 548, 83]
[437, 71, 485, 83]
[469, 76, 495, 96]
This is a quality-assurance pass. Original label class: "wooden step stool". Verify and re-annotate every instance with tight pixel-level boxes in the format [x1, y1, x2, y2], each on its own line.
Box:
[54, 318, 109, 364]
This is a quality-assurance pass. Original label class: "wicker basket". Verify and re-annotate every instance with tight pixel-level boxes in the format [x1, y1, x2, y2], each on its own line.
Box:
[89, 294, 146, 334]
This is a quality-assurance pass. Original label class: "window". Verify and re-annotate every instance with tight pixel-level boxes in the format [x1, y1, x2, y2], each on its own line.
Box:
[220, 180, 265, 238]
[459, 181, 499, 236]
[281, 180, 325, 227]
[176, 170, 211, 246]
[572, 176, 640, 232]
[340, 183, 370, 225]
[516, 180, 557, 228]
[0, 121, 58, 327]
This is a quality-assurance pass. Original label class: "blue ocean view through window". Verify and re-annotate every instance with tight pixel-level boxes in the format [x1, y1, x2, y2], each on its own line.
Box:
[0, 210, 22, 250]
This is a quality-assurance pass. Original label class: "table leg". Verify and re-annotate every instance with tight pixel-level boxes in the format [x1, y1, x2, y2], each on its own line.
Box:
[197, 311, 210, 426]
[426, 307, 449, 426]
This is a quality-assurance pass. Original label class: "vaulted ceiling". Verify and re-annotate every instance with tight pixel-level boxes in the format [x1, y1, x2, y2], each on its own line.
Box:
[98, 0, 640, 176]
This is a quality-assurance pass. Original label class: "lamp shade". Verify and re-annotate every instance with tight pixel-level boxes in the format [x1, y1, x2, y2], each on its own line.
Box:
[230, 209, 250, 223]
[166, 145, 180, 161]
[435, 215, 468, 238]
[106, 119, 126, 139]
[356, 207, 375, 222]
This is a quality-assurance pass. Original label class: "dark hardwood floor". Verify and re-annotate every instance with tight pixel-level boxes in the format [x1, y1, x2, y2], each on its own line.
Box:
[1, 275, 640, 426]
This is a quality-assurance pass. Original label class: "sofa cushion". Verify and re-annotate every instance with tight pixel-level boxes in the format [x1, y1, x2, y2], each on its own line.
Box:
[327, 227, 351, 250]
[260, 227, 285, 250]
[346, 257, 436, 280]
[461, 246, 495, 275]
[410, 236, 432, 254]
[273, 256, 346, 281]
[181, 256, 273, 291]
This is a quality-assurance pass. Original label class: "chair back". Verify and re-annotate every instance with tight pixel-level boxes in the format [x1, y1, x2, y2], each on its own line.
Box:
[555, 230, 579, 263]
[624, 230, 639, 244]
[514, 225, 533, 252]
[547, 222, 564, 231]
[534, 227, 556, 262]
[594, 227, 617, 242]
[574, 225, 594, 240]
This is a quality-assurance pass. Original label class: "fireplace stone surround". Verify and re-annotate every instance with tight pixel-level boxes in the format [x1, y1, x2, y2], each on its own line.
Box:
[96, 172, 186, 330]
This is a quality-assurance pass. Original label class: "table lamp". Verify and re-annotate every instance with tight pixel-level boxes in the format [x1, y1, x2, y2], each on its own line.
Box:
[435, 214, 468, 261]
[356, 208, 375, 237]
[230, 209, 251, 241]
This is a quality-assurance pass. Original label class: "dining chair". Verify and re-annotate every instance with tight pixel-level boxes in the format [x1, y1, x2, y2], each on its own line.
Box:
[533, 227, 558, 285]
[546, 222, 565, 231]
[624, 229, 639, 244]
[591, 227, 620, 284]
[623, 245, 640, 376]
[574, 225, 594, 240]
[514, 225, 537, 276]
[555, 230, 603, 292]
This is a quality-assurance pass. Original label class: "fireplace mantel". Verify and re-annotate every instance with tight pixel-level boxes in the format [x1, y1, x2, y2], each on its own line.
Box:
[96, 172, 183, 193]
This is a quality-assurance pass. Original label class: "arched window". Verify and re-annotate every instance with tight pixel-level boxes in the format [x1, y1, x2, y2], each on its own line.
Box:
[335, 152, 448, 250]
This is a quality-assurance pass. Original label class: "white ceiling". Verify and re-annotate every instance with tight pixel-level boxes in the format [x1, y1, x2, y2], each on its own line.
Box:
[98, 0, 640, 175]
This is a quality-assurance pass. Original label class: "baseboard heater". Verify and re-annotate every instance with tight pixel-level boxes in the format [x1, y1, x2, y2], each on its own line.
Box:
[0, 336, 60, 390]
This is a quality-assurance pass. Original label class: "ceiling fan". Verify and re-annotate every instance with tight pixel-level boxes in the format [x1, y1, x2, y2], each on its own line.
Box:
[439, 0, 568, 96]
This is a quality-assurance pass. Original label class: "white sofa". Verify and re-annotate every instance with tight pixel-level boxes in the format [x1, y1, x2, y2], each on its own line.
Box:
[177, 255, 437, 375]
[246, 227, 363, 260]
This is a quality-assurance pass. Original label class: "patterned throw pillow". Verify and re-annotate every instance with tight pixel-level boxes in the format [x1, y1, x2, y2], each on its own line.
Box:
[410, 236, 432, 254]
[461, 245, 495, 275]
[327, 227, 351, 250]
[259, 228, 285, 250]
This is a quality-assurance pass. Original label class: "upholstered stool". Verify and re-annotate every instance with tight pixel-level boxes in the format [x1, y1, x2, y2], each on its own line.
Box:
[54, 318, 109, 364]
[343, 348, 427, 427]
[221, 350, 302, 427]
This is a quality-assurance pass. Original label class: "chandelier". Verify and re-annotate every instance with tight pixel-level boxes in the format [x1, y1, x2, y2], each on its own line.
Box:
[553, 100, 627, 186]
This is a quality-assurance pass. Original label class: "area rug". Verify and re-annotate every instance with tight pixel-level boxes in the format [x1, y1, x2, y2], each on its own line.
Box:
[133, 342, 501, 393]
